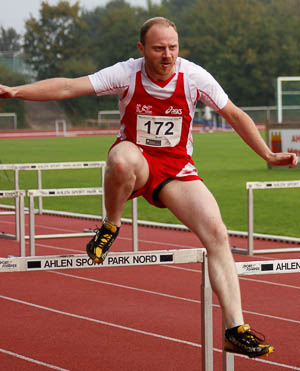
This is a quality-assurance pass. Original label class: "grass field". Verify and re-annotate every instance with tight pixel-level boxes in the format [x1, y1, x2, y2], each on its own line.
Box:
[0, 131, 299, 237]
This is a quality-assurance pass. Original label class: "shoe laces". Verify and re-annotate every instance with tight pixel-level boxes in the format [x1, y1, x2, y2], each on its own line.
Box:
[239, 325, 265, 345]
[97, 233, 113, 247]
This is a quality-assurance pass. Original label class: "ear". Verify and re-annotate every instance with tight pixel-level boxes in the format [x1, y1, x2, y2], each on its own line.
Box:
[137, 42, 145, 56]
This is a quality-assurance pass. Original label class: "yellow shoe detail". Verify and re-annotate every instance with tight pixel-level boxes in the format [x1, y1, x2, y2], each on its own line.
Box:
[237, 324, 251, 334]
[104, 221, 118, 233]
[95, 246, 103, 258]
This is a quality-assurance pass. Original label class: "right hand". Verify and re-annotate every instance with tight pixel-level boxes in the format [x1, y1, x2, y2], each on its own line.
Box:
[0, 85, 14, 99]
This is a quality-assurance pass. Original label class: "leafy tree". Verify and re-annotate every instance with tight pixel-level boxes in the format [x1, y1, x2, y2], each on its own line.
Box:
[23, 1, 94, 79]
[178, 0, 300, 106]
[0, 65, 26, 126]
[22, 1, 98, 123]
[0, 27, 21, 52]
[82, 0, 140, 69]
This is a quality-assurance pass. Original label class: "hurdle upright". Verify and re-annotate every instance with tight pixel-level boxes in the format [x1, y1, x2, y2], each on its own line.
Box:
[0, 190, 25, 256]
[247, 180, 300, 255]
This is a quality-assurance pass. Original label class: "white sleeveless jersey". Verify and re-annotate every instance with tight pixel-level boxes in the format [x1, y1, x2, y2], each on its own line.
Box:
[89, 57, 228, 158]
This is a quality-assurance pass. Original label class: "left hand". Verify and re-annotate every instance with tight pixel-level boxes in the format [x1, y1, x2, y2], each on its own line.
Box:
[267, 152, 299, 168]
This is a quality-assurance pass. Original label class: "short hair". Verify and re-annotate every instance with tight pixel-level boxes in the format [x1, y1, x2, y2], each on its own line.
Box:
[140, 17, 177, 45]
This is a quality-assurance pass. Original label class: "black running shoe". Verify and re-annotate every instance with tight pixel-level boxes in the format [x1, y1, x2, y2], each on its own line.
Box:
[86, 220, 120, 264]
[224, 324, 274, 358]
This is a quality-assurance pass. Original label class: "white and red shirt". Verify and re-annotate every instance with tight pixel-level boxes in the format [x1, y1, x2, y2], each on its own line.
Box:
[89, 57, 228, 159]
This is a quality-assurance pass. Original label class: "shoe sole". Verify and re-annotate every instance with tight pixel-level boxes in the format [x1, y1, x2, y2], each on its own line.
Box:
[224, 346, 274, 358]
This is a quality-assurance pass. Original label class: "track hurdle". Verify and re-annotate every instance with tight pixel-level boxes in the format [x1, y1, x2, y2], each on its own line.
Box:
[55, 119, 67, 136]
[0, 247, 213, 369]
[26, 187, 139, 255]
[0, 161, 106, 240]
[27, 187, 103, 255]
[247, 180, 300, 255]
[220, 257, 300, 370]
[0, 190, 25, 256]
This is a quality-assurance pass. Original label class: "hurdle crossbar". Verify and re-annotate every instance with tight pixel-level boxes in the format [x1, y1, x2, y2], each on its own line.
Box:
[246, 180, 300, 255]
[0, 247, 205, 273]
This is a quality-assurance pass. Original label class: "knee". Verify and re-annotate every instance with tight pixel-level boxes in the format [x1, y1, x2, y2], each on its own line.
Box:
[108, 152, 131, 176]
[202, 220, 230, 254]
[107, 148, 136, 178]
[106, 143, 147, 184]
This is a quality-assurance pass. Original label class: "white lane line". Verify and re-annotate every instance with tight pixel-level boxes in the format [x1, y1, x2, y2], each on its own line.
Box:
[50, 271, 300, 325]
[0, 347, 70, 370]
[164, 264, 300, 290]
[0, 295, 299, 370]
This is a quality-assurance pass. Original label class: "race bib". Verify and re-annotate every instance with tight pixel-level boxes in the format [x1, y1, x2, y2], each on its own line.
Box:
[136, 115, 182, 147]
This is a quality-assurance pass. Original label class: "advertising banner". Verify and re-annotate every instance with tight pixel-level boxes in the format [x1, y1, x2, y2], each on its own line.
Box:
[266, 123, 300, 167]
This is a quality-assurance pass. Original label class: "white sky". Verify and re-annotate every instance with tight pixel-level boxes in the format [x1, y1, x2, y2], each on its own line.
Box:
[0, 0, 157, 35]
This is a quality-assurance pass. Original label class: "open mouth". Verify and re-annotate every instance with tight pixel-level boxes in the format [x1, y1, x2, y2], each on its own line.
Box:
[161, 61, 171, 68]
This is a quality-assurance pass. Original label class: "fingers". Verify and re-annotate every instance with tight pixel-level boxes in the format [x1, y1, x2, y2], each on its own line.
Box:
[270, 152, 299, 168]
[0, 85, 11, 99]
[288, 153, 299, 168]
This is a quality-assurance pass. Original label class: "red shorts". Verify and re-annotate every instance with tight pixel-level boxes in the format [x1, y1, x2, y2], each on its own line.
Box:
[109, 141, 202, 208]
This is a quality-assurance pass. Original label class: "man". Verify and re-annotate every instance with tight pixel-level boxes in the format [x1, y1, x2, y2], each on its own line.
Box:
[1, 17, 297, 358]
[202, 105, 214, 132]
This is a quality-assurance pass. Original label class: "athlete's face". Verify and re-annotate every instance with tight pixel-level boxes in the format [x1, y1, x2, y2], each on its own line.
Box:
[138, 24, 179, 81]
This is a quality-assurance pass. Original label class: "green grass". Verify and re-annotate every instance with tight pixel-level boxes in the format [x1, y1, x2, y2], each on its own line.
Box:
[0, 132, 299, 237]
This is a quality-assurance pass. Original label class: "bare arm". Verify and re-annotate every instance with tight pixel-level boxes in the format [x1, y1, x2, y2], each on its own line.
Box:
[0, 76, 95, 101]
[220, 99, 298, 168]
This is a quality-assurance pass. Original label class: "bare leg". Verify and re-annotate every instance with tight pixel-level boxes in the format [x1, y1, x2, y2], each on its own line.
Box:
[104, 141, 149, 226]
[159, 179, 244, 328]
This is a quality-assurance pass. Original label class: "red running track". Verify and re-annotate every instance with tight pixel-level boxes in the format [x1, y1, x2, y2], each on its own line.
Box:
[0, 212, 299, 371]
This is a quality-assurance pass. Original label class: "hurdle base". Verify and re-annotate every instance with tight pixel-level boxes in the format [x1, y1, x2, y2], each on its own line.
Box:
[231, 246, 248, 255]
[0, 232, 16, 240]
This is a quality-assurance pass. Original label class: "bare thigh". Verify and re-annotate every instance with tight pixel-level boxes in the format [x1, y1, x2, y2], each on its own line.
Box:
[158, 179, 228, 248]
[106, 141, 149, 191]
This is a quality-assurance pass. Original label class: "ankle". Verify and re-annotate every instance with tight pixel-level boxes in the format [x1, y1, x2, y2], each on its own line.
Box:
[104, 218, 121, 228]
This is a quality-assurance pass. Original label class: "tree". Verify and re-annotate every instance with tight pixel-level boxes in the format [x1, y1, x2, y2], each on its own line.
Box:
[82, 0, 140, 69]
[0, 65, 26, 126]
[177, 0, 300, 106]
[0, 27, 21, 52]
[23, 1, 94, 79]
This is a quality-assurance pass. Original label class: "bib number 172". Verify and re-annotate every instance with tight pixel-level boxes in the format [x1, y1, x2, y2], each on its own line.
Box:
[144, 120, 174, 136]
[136, 115, 182, 147]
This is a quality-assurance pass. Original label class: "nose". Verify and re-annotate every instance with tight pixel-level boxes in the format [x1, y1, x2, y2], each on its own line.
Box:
[163, 47, 171, 58]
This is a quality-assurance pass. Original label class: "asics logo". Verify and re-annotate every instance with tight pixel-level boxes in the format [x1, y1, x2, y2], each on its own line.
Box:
[165, 106, 182, 115]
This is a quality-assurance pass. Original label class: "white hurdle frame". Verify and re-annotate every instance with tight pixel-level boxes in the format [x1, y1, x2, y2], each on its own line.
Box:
[0, 247, 212, 369]
[26, 188, 139, 255]
[221, 257, 300, 370]
[27, 187, 103, 256]
[247, 180, 300, 255]
[0, 190, 25, 256]
[55, 119, 67, 136]
[0, 161, 106, 240]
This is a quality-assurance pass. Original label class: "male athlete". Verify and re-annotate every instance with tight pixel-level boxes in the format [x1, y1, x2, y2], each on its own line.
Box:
[1, 17, 297, 358]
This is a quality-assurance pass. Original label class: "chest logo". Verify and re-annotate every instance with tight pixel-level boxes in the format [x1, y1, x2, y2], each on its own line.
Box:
[165, 106, 183, 115]
[136, 104, 153, 115]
